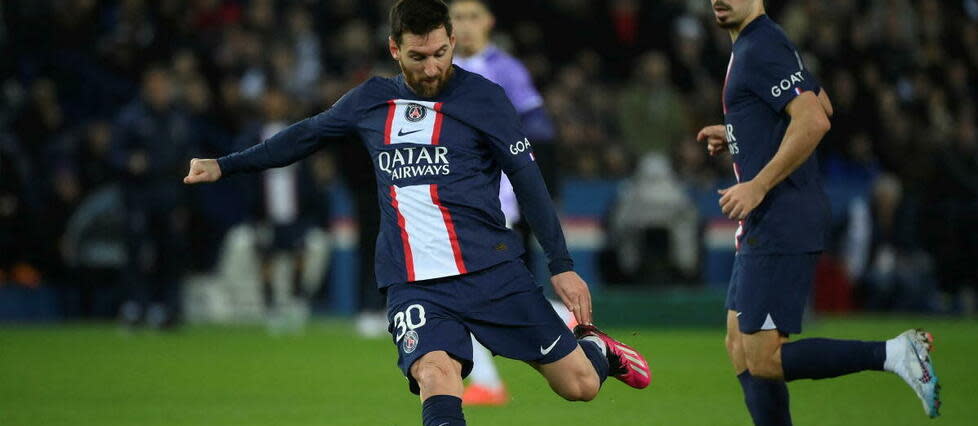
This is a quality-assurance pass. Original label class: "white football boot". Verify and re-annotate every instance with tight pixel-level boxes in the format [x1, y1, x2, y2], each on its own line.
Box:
[884, 329, 941, 418]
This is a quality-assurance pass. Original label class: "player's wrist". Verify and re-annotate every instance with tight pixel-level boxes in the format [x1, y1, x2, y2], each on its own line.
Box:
[547, 258, 574, 277]
[750, 177, 773, 194]
[215, 157, 232, 176]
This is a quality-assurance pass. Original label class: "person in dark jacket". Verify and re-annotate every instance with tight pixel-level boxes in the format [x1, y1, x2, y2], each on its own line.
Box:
[112, 67, 194, 328]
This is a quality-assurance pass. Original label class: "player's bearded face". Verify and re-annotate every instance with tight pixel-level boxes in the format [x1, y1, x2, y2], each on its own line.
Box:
[391, 27, 456, 98]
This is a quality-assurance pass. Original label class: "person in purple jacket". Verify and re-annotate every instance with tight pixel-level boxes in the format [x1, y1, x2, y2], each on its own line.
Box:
[185, 1, 649, 425]
[450, 0, 574, 406]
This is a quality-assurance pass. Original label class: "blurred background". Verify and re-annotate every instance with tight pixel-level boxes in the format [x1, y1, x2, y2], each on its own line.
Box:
[3, 0, 977, 326]
[2, 1, 978, 425]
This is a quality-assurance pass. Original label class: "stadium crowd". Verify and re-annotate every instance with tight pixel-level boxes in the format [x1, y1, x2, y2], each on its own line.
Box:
[1, 0, 976, 321]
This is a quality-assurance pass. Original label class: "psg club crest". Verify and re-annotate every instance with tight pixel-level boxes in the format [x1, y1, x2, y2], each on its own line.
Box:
[402, 330, 419, 354]
[405, 103, 427, 122]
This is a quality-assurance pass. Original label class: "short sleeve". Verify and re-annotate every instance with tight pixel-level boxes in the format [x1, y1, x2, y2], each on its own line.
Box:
[481, 85, 536, 174]
[746, 39, 820, 113]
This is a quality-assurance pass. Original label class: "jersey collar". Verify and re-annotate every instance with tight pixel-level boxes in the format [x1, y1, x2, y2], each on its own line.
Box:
[396, 65, 465, 101]
[735, 13, 770, 44]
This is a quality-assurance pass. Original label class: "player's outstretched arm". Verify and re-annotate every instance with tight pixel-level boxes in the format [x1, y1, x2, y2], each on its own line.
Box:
[209, 86, 363, 178]
[183, 158, 222, 184]
[697, 124, 728, 156]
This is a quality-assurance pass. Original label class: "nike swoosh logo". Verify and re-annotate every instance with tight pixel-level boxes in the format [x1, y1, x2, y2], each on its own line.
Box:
[540, 335, 562, 355]
[437, 423, 449, 426]
[397, 128, 423, 137]
[736, 312, 743, 317]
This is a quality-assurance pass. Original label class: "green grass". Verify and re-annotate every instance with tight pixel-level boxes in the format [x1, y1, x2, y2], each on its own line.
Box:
[2, 317, 976, 425]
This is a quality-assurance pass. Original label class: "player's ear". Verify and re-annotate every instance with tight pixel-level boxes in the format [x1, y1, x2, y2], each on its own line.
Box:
[389, 37, 400, 60]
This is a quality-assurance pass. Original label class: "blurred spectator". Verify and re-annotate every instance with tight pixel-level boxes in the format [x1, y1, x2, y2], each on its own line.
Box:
[2, 0, 977, 318]
[618, 51, 689, 157]
[0, 134, 33, 284]
[609, 153, 699, 284]
[857, 175, 937, 312]
[13, 79, 64, 170]
[241, 88, 330, 330]
[112, 67, 194, 328]
[924, 106, 978, 313]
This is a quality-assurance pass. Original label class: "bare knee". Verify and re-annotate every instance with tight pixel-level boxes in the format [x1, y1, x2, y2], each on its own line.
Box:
[725, 332, 749, 373]
[558, 372, 600, 402]
[740, 329, 785, 380]
[744, 349, 782, 380]
[725, 332, 740, 359]
[411, 351, 463, 396]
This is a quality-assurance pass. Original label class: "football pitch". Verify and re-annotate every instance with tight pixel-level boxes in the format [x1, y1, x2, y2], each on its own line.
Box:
[2, 317, 975, 425]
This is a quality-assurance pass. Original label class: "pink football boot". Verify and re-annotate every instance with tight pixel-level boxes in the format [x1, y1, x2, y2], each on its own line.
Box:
[574, 324, 651, 389]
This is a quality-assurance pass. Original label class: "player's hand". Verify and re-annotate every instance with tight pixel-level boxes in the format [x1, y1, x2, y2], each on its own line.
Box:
[183, 158, 222, 184]
[697, 124, 727, 156]
[551, 271, 593, 325]
[718, 180, 767, 220]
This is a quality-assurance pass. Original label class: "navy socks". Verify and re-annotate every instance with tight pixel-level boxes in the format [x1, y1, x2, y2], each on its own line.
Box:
[738, 371, 792, 426]
[579, 338, 610, 383]
[781, 338, 885, 381]
[422, 395, 465, 426]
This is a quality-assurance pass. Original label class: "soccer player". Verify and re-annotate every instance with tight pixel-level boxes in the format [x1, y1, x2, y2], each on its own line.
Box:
[698, 1, 941, 424]
[449, 0, 573, 406]
[184, 1, 650, 425]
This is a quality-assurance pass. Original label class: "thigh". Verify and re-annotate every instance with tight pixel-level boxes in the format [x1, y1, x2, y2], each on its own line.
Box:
[386, 282, 473, 395]
[464, 260, 577, 365]
[532, 345, 595, 387]
[740, 329, 786, 361]
[726, 309, 747, 372]
[731, 254, 818, 335]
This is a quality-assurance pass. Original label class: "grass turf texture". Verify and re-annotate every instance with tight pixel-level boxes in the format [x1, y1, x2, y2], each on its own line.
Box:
[2, 317, 975, 425]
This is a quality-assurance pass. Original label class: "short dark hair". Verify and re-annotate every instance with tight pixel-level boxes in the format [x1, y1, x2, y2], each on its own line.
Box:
[390, 0, 453, 45]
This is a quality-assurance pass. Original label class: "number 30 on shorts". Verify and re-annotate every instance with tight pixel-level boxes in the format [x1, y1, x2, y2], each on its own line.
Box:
[393, 304, 427, 342]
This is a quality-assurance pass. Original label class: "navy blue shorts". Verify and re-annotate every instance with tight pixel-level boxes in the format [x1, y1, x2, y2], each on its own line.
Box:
[725, 253, 818, 335]
[385, 259, 577, 394]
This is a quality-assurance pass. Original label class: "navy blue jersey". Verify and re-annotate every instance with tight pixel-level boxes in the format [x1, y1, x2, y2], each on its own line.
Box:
[219, 66, 571, 287]
[722, 15, 830, 254]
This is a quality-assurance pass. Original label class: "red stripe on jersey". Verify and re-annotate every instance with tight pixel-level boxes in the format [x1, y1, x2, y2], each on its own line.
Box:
[722, 53, 735, 115]
[431, 102, 445, 145]
[430, 184, 467, 275]
[390, 186, 415, 281]
[383, 100, 396, 145]
[731, 161, 744, 252]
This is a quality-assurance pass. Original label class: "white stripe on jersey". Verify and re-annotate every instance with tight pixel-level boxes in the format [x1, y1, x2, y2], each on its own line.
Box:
[393, 184, 463, 281]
